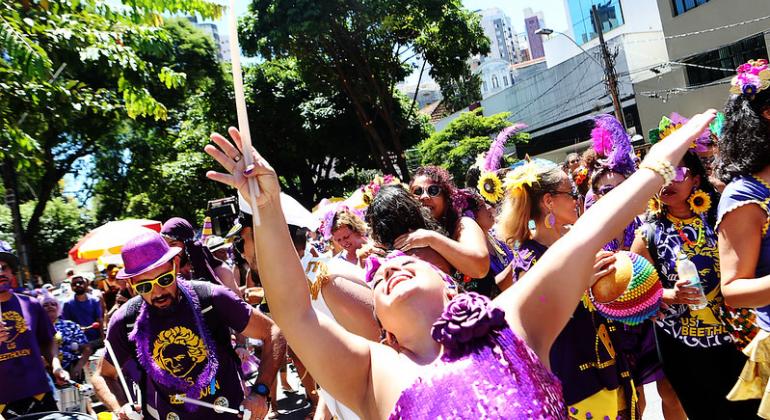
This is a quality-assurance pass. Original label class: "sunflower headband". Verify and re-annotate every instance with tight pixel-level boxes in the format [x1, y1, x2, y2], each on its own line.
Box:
[730, 59, 770, 100]
[475, 123, 528, 204]
[503, 162, 540, 197]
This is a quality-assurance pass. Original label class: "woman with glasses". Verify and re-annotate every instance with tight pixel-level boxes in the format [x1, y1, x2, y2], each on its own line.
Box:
[630, 150, 758, 419]
[497, 160, 634, 419]
[401, 166, 489, 280]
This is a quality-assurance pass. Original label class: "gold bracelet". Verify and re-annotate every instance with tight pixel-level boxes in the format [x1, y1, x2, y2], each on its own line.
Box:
[639, 158, 676, 186]
[308, 262, 331, 300]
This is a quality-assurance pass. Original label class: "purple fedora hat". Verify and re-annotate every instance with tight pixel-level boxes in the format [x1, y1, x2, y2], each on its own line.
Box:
[117, 230, 182, 279]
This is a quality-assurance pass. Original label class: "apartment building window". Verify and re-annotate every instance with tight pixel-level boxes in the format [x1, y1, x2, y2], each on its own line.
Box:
[492, 76, 500, 89]
[569, 0, 625, 45]
[503, 76, 509, 87]
[672, 0, 710, 16]
[684, 34, 768, 86]
[483, 81, 488, 93]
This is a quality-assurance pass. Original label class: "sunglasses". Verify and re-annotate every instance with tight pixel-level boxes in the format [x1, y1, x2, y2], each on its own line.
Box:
[551, 189, 580, 200]
[412, 185, 442, 197]
[673, 167, 691, 183]
[132, 264, 176, 295]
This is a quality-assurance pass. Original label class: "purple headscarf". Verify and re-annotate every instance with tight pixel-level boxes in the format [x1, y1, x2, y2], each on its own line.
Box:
[161, 217, 223, 285]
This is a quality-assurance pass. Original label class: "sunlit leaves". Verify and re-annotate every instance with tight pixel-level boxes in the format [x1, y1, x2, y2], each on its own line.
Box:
[159, 66, 186, 89]
[0, 13, 53, 79]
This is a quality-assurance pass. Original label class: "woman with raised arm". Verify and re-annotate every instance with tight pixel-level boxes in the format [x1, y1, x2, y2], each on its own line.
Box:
[715, 59, 770, 416]
[204, 110, 716, 419]
[497, 159, 635, 419]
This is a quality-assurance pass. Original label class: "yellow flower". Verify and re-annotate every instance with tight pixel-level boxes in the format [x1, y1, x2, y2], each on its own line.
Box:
[478, 172, 503, 203]
[660, 123, 682, 140]
[688, 190, 712, 215]
[504, 162, 539, 197]
[648, 197, 662, 214]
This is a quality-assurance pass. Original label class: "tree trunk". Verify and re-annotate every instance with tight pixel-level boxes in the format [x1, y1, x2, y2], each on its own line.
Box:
[1, 158, 29, 284]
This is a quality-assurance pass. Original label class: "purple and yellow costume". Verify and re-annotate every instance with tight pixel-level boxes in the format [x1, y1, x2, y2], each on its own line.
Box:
[719, 176, 770, 417]
[389, 293, 565, 419]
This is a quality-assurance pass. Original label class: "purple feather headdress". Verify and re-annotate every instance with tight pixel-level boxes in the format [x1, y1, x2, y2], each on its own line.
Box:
[592, 114, 636, 176]
[482, 123, 527, 173]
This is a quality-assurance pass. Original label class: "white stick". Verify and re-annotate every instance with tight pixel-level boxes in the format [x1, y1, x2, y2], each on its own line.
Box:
[104, 340, 135, 407]
[227, 0, 261, 228]
[178, 396, 240, 414]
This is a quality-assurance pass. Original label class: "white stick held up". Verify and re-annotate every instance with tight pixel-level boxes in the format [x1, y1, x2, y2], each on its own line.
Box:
[227, 0, 262, 227]
[104, 340, 135, 407]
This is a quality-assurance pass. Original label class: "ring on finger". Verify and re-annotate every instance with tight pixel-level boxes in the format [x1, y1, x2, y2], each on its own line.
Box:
[232, 154, 242, 163]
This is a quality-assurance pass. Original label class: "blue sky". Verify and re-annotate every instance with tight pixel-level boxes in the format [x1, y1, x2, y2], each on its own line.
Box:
[206, 0, 570, 46]
[464, 0, 569, 33]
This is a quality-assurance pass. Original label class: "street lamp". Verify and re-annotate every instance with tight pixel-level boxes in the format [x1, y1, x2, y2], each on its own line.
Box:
[534, 28, 603, 68]
[535, 21, 626, 129]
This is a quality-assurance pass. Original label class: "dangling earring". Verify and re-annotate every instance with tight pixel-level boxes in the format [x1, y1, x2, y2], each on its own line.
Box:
[687, 189, 712, 215]
[545, 209, 556, 229]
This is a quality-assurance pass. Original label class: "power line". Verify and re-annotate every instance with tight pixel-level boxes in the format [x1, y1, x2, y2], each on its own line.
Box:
[508, 55, 593, 120]
[637, 79, 732, 102]
[623, 14, 770, 45]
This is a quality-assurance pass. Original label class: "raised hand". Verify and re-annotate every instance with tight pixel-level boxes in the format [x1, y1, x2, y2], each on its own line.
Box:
[205, 127, 281, 210]
[645, 109, 717, 166]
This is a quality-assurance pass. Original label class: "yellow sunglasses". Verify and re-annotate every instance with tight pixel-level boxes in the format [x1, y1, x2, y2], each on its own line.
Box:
[132, 264, 177, 295]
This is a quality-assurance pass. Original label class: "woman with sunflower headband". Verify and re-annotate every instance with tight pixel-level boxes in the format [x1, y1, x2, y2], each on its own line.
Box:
[716, 59, 770, 418]
[630, 143, 759, 419]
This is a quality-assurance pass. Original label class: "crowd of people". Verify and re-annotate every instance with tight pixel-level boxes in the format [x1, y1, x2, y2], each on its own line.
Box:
[1, 60, 770, 420]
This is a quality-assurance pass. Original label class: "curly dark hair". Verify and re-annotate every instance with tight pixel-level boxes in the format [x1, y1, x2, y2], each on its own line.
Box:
[717, 89, 770, 183]
[650, 152, 720, 227]
[411, 166, 461, 234]
[365, 185, 447, 249]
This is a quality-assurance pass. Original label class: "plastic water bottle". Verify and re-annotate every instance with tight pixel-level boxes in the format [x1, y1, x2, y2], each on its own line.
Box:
[676, 253, 708, 310]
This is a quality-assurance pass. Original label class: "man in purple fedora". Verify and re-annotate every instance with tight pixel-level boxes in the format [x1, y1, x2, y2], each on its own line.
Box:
[92, 231, 285, 420]
[0, 241, 69, 417]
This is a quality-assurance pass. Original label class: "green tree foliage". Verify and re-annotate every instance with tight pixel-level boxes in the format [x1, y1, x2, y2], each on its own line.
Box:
[239, 0, 488, 178]
[91, 18, 234, 224]
[417, 108, 529, 181]
[0, 0, 222, 274]
[0, 196, 95, 278]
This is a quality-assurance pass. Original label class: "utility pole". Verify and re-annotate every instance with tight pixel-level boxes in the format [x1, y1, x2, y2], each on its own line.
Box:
[1, 159, 29, 285]
[591, 4, 626, 128]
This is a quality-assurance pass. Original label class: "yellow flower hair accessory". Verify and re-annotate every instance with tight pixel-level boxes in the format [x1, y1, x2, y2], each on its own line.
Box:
[648, 196, 662, 215]
[688, 189, 712, 215]
[478, 172, 503, 203]
[504, 162, 539, 197]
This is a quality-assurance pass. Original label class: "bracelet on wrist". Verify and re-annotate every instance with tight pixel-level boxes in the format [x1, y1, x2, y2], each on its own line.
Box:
[640, 158, 676, 186]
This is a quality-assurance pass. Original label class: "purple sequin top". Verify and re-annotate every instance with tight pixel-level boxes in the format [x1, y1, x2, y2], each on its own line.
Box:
[389, 293, 565, 419]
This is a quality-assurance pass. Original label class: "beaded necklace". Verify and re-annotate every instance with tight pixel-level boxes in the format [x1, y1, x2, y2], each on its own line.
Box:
[667, 214, 705, 247]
